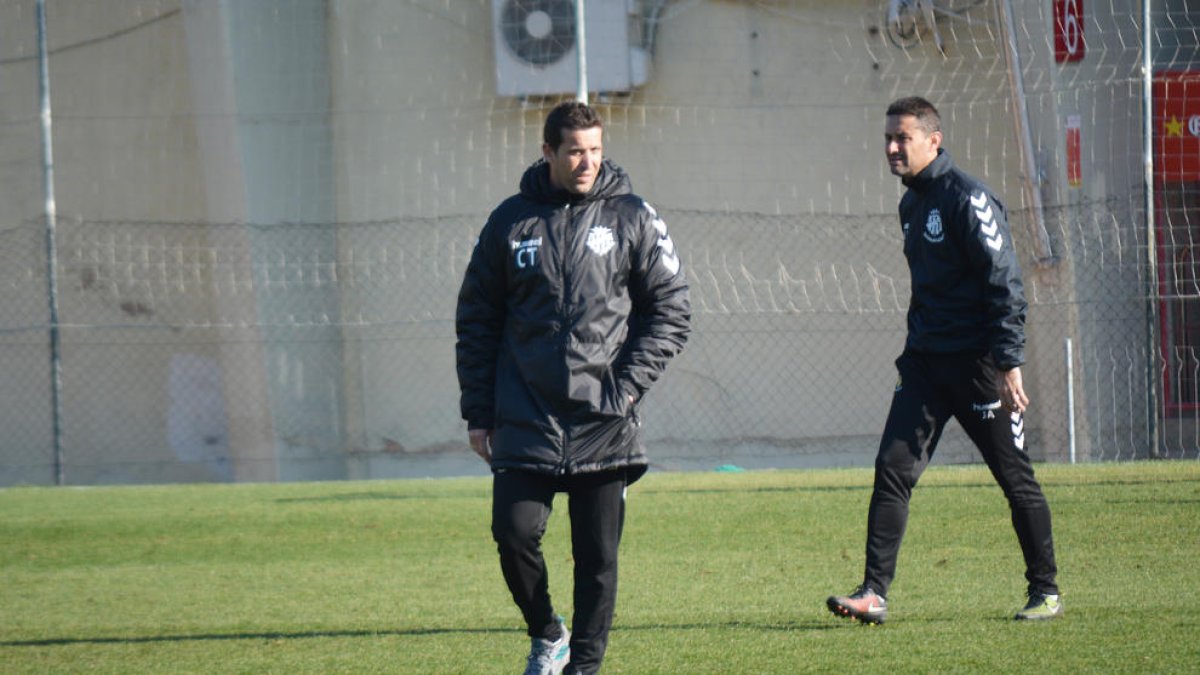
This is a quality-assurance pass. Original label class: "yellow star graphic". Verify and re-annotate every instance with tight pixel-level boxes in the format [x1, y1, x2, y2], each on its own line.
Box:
[1165, 115, 1184, 137]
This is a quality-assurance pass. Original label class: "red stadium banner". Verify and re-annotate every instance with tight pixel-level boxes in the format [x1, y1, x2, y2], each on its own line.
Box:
[1154, 71, 1200, 413]
[1154, 71, 1200, 182]
[1053, 0, 1084, 63]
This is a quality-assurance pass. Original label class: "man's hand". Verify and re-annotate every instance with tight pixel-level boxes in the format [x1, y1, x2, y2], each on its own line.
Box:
[1000, 367, 1030, 414]
[468, 428, 493, 464]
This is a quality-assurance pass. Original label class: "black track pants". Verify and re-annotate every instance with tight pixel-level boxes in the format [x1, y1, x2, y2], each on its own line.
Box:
[492, 469, 627, 673]
[863, 350, 1059, 598]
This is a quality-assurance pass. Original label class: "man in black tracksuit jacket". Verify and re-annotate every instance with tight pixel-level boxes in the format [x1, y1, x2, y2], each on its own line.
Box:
[456, 102, 689, 674]
[827, 97, 1062, 625]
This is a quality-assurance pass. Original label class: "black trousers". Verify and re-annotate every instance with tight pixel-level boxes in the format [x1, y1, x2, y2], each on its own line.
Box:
[492, 468, 627, 673]
[864, 350, 1059, 598]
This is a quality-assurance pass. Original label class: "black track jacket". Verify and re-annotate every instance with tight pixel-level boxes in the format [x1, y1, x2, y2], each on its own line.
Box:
[899, 149, 1027, 369]
[456, 158, 690, 480]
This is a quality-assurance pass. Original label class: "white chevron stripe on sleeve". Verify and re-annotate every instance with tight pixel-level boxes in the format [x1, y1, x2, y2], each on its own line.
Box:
[973, 192, 1003, 250]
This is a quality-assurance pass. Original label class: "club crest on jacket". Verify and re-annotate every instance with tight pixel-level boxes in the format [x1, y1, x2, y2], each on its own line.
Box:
[587, 226, 616, 256]
[923, 208, 945, 243]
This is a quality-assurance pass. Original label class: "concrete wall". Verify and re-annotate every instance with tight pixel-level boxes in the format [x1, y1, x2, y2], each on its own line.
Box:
[0, 0, 1179, 484]
[0, 1, 54, 484]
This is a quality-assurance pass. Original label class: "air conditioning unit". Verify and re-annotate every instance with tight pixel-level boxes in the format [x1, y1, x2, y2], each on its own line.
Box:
[492, 0, 650, 97]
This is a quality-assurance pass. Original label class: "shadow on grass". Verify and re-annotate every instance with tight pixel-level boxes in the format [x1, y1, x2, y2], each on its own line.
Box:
[275, 491, 489, 504]
[642, 475, 1200, 497]
[1, 620, 841, 648]
[0, 626, 521, 648]
[617, 620, 843, 633]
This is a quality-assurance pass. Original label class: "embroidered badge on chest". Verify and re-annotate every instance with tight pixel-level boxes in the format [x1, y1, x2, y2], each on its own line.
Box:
[586, 226, 616, 256]
[923, 208, 945, 243]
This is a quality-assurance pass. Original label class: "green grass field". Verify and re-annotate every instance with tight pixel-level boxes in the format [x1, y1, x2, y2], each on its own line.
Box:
[2, 461, 1198, 673]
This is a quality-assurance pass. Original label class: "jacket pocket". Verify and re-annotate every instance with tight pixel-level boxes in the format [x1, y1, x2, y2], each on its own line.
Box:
[598, 367, 630, 418]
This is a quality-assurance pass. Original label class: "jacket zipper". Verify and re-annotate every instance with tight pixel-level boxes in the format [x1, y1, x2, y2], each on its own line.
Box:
[557, 202, 572, 476]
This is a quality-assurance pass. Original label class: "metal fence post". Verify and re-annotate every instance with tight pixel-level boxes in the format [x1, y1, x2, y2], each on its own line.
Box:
[1142, 0, 1160, 458]
[37, 0, 65, 485]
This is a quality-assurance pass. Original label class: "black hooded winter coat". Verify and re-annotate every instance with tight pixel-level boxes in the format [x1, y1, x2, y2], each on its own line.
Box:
[456, 158, 690, 480]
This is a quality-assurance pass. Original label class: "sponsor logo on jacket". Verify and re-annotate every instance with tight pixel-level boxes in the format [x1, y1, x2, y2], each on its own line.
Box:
[511, 237, 541, 269]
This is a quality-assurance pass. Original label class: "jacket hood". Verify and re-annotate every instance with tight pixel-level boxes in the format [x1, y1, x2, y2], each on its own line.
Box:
[519, 157, 632, 205]
[903, 148, 953, 192]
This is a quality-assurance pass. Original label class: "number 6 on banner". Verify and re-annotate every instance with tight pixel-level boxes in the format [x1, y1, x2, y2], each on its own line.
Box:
[1055, 0, 1085, 63]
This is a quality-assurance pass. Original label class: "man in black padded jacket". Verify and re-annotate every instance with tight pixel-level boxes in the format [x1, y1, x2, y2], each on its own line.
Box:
[826, 97, 1062, 625]
[456, 101, 690, 675]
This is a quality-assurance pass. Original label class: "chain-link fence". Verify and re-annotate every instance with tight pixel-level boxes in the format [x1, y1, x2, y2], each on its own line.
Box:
[0, 0, 1197, 485]
[0, 193, 1186, 485]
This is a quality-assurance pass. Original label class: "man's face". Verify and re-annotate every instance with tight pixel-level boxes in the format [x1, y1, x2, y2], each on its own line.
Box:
[884, 114, 941, 179]
[544, 126, 603, 195]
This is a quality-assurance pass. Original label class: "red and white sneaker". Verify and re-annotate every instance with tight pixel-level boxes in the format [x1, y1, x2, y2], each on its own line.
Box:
[827, 585, 888, 624]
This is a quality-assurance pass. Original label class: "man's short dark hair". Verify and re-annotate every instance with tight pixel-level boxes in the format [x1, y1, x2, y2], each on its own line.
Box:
[543, 101, 604, 149]
[887, 96, 941, 135]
